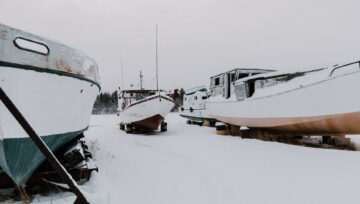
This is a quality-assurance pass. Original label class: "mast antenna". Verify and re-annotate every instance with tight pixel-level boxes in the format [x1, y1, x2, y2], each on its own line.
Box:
[139, 70, 143, 90]
[155, 24, 159, 91]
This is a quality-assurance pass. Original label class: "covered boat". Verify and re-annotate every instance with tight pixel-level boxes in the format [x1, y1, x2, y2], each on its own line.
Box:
[118, 89, 176, 131]
[0, 24, 100, 185]
[207, 62, 360, 135]
[179, 85, 216, 125]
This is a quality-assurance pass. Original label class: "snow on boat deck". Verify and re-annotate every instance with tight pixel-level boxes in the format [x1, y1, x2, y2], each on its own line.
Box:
[28, 113, 360, 204]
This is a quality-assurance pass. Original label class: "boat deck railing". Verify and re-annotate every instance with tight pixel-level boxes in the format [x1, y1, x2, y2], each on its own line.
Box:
[329, 61, 360, 77]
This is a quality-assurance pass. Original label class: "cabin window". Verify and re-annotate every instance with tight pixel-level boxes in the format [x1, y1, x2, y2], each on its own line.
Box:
[202, 96, 207, 100]
[130, 93, 133, 97]
[231, 73, 235, 82]
[237, 73, 249, 80]
[184, 97, 187, 101]
[194, 96, 197, 100]
[235, 82, 248, 100]
[248, 81, 255, 97]
[137, 95, 145, 100]
[215, 77, 220, 86]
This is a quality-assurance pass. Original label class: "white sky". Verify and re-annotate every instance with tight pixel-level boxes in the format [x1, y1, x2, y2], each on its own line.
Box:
[1, 0, 360, 91]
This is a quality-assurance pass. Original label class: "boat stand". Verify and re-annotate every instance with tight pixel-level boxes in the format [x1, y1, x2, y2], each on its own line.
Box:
[0, 87, 89, 204]
[217, 124, 357, 151]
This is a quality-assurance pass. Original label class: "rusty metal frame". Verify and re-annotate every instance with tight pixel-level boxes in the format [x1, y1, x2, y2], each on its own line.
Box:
[0, 87, 88, 204]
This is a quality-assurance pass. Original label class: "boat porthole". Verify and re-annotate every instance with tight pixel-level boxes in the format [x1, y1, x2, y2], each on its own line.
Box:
[80, 89, 83, 93]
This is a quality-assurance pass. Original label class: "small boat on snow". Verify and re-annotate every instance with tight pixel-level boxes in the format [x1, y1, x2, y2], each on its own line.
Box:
[207, 61, 360, 135]
[118, 89, 176, 131]
[0, 24, 100, 185]
[117, 25, 177, 132]
[179, 85, 217, 125]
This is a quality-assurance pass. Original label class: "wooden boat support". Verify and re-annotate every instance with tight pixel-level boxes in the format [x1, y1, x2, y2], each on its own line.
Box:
[217, 124, 357, 151]
[121, 120, 168, 134]
[0, 87, 90, 203]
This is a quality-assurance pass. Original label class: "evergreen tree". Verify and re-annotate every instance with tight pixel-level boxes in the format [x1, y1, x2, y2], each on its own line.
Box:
[92, 90, 118, 114]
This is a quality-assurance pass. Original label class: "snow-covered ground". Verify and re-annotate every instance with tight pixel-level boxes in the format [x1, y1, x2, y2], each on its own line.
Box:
[28, 113, 360, 203]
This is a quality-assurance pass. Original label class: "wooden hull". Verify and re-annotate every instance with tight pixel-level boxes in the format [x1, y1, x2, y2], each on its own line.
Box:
[208, 70, 360, 134]
[214, 111, 360, 134]
[133, 114, 165, 130]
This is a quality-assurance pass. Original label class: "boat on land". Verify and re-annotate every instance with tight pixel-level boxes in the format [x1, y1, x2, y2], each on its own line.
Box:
[118, 89, 176, 131]
[207, 62, 360, 135]
[179, 85, 217, 125]
[0, 23, 100, 185]
[117, 25, 178, 132]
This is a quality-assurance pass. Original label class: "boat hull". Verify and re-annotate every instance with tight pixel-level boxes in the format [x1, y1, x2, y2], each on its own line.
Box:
[208, 71, 360, 135]
[0, 66, 99, 185]
[179, 108, 217, 123]
[119, 95, 175, 130]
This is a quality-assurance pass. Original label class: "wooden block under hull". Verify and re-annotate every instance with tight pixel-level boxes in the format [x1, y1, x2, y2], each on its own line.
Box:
[237, 128, 357, 151]
[203, 120, 210, 127]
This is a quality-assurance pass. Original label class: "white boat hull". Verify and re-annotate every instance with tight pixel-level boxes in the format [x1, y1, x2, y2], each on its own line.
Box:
[119, 94, 175, 130]
[208, 71, 360, 134]
[0, 66, 99, 184]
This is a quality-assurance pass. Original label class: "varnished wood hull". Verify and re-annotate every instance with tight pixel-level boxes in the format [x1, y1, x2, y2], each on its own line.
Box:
[214, 111, 360, 134]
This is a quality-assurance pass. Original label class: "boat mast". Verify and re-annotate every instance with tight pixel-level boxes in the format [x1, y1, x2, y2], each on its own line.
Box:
[121, 56, 125, 89]
[139, 70, 143, 90]
[155, 24, 159, 91]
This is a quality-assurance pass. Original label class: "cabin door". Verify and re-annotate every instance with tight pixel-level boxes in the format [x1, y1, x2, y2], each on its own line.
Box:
[225, 73, 231, 99]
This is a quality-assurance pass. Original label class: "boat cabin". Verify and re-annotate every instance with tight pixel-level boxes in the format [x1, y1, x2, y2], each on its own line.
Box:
[234, 68, 326, 101]
[209, 68, 275, 99]
[182, 85, 209, 110]
[119, 89, 158, 109]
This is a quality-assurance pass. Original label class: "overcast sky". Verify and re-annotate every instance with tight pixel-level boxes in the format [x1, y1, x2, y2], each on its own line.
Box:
[1, 0, 360, 91]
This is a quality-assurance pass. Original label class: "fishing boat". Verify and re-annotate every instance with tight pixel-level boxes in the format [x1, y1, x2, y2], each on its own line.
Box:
[118, 89, 176, 131]
[179, 85, 217, 125]
[117, 25, 177, 133]
[207, 62, 360, 135]
[0, 24, 100, 185]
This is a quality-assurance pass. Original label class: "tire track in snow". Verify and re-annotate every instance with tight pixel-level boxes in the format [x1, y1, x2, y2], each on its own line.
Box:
[132, 142, 226, 204]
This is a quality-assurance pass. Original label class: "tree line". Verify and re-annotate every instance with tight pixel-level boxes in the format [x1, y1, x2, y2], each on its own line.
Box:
[92, 91, 118, 114]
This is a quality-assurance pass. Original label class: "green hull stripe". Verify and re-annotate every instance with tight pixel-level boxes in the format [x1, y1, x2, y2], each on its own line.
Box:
[179, 114, 217, 123]
[0, 61, 101, 90]
[0, 126, 88, 186]
[185, 88, 207, 95]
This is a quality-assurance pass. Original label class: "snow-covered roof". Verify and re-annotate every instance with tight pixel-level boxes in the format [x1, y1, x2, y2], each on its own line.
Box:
[234, 61, 360, 84]
[234, 67, 326, 84]
[185, 85, 207, 95]
[210, 68, 276, 78]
